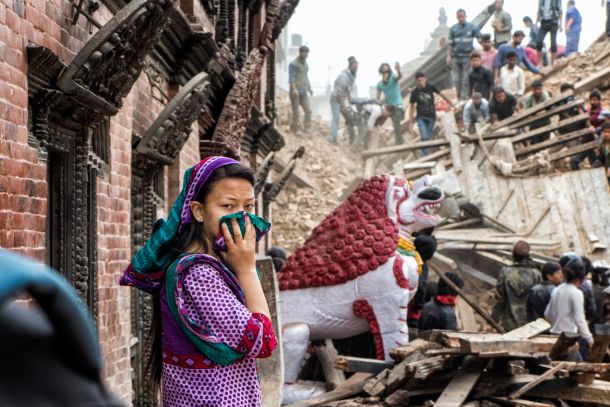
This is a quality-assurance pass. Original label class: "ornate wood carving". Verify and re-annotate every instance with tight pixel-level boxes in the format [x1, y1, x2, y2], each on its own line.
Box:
[133, 71, 213, 174]
[201, 46, 267, 159]
[56, 0, 173, 115]
[271, 0, 300, 42]
[254, 151, 275, 195]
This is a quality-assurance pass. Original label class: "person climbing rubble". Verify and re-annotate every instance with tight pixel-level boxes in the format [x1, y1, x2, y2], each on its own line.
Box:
[536, 0, 563, 65]
[526, 262, 563, 322]
[462, 93, 490, 134]
[492, 240, 542, 331]
[376, 62, 405, 145]
[329, 56, 359, 145]
[522, 80, 551, 144]
[490, 86, 519, 123]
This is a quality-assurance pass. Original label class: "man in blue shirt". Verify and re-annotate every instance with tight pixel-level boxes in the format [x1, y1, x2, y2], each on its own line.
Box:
[494, 31, 540, 81]
[536, 0, 563, 65]
[447, 9, 481, 100]
[376, 62, 404, 144]
[565, 0, 582, 56]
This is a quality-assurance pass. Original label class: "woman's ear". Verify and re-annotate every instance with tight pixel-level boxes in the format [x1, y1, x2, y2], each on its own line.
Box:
[189, 201, 205, 223]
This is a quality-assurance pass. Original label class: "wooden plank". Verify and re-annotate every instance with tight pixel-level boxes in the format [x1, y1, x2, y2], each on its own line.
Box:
[489, 91, 573, 131]
[403, 162, 436, 170]
[455, 296, 478, 332]
[389, 338, 441, 361]
[455, 260, 497, 286]
[429, 252, 458, 270]
[490, 396, 554, 407]
[574, 66, 610, 93]
[334, 356, 394, 375]
[437, 219, 482, 230]
[549, 332, 581, 360]
[440, 112, 463, 173]
[501, 319, 551, 341]
[515, 127, 595, 157]
[407, 148, 450, 164]
[510, 113, 589, 144]
[551, 361, 610, 373]
[593, 41, 610, 64]
[588, 324, 610, 363]
[515, 140, 599, 172]
[508, 362, 566, 400]
[434, 357, 487, 407]
[285, 373, 373, 407]
[509, 98, 584, 131]
[526, 379, 610, 405]
[361, 138, 450, 158]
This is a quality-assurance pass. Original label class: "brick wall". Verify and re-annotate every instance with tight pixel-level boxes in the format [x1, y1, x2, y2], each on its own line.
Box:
[0, 1, 202, 403]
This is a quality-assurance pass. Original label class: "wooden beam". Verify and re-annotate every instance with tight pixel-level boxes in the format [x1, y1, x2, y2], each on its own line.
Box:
[509, 98, 585, 131]
[284, 373, 373, 407]
[434, 357, 487, 407]
[501, 318, 551, 341]
[429, 263, 505, 333]
[549, 332, 581, 360]
[314, 339, 346, 390]
[550, 361, 610, 373]
[334, 356, 394, 375]
[515, 127, 595, 157]
[508, 362, 566, 400]
[437, 219, 482, 230]
[574, 66, 610, 93]
[588, 324, 610, 363]
[526, 379, 610, 405]
[389, 339, 441, 362]
[408, 148, 451, 164]
[510, 113, 589, 144]
[515, 140, 599, 172]
[361, 138, 450, 158]
[489, 91, 573, 131]
[490, 396, 554, 407]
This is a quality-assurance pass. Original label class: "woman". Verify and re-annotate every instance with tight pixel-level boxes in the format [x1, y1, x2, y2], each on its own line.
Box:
[120, 156, 277, 406]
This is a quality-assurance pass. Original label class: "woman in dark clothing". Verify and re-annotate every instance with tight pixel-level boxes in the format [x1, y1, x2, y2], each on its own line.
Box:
[420, 272, 464, 331]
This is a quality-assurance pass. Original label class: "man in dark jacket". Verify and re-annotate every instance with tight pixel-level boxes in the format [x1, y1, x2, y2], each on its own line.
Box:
[526, 261, 562, 321]
[447, 9, 481, 100]
[420, 272, 464, 331]
[468, 51, 494, 100]
[492, 240, 542, 331]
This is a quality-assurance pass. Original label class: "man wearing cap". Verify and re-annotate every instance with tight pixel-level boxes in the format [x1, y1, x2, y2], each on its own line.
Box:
[463, 93, 490, 134]
[447, 9, 481, 100]
[523, 80, 551, 143]
[537, 0, 563, 65]
[289, 45, 313, 133]
[492, 241, 542, 331]
[329, 56, 358, 145]
[494, 31, 540, 82]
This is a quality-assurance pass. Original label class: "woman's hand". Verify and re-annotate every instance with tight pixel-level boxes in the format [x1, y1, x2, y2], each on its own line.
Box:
[221, 216, 256, 276]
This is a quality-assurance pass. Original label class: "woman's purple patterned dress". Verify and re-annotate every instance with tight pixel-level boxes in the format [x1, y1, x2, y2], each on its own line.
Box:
[160, 263, 276, 406]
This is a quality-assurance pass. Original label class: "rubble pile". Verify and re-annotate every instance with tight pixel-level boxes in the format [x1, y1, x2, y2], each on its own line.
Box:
[271, 92, 365, 252]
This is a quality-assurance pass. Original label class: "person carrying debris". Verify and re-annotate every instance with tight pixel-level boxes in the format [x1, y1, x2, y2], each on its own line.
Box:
[419, 272, 464, 332]
[536, 0, 563, 65]
[447, 8, 481, 100]
[545, 257, 593, 361]
[526, 262, 562, 322]
[490, 0, 512, 47]
[494, 31, 540, 82]
[564, 0, 582, 57]
[522, 80, 551, 144]
[468, 51, 494, 101]
[462, 93, 490, 135]
[408, 71, 454, 155]
[499, 51, 525, 100]
[490, 86, 519, 123]
[376, 62, 405, 145]
[289, 45, 313, 133]
[492, 240, 542, 331]
[329, 56, 359, 145]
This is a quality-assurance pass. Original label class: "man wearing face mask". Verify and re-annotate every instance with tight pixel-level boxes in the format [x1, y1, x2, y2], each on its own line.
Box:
[376, 62, 405, 145]
[330, 56, 359, 145]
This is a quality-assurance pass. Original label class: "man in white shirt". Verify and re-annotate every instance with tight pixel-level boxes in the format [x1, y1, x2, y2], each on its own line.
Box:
[499, 51, 525, 99]
[545, 258, 593, 361]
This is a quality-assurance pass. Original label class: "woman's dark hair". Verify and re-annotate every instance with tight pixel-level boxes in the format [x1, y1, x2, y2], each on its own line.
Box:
[563, 261, 585, 283]
[590, 90, 602, 100]
[378, 62, 391, 74]
[147, 163, 256, 388]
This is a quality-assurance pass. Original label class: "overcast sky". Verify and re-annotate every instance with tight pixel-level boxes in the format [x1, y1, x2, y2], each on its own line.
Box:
[286, 0, 606, 96]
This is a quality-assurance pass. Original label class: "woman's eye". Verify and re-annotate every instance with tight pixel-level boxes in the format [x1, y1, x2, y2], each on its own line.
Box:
[245, 204, 255, 209]
[222, 204, 233, 209]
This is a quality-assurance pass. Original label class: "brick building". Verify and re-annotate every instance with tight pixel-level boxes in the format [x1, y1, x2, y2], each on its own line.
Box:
[0, 0, 299, 404]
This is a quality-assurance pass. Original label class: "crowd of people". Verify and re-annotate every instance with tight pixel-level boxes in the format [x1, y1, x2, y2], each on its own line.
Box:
[287, 1, 610, 181]
[413, 239, 610, 362]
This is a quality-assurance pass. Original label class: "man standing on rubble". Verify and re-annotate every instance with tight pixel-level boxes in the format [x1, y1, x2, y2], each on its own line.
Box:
[329, 56, 358, 145]
[499, 51, 525, 100]
[289, 45, 313, 134]
[494, 31, 540, 82]
[522, 80, 551, 143]
[564, 0, 582, 57]
[447, 9, 481, 100]
[526, 262, 562, 321]
[492, 241, 542, 331]
[376, 62, 405, 145]
[536, 0, 563, 65]
[468, 51, 494, 101]
[479, 34, 497, 71]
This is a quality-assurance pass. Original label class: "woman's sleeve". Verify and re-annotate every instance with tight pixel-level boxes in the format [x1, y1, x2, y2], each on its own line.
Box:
[182, 263, 277, 358]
